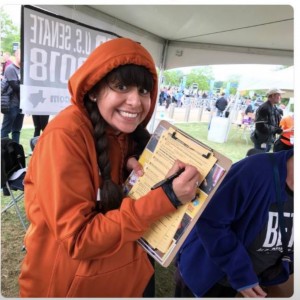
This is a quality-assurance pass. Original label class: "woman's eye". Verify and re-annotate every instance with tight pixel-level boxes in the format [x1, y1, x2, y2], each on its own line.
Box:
[139, 88, 150, 95]
[108, 82, 150, 95]
[115, 84, 128, 92]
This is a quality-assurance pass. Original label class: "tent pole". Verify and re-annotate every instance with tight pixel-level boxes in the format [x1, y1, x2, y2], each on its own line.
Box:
[148, 40, 169, 133]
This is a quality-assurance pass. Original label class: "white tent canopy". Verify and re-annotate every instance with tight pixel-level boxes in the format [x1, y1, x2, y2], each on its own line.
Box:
[238, 66, 294, 97]
[38, 5, 294, 70]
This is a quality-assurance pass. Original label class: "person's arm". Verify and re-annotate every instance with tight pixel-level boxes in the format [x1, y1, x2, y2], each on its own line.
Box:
[196, 158, 269, 292]
[4, 66, 20, 94]
[255, 105, 269, 134]
[27, 129, 175, 259]
[29, 129, 198, 260]
[7, 79, 20, 93]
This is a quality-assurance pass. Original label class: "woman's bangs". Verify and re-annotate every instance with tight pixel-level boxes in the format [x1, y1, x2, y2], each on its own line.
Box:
[107, 64, 153, 91]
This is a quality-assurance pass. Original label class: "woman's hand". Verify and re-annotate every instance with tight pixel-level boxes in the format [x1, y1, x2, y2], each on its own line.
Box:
[167, 160, 200, 205]
[126, 157, 144, 177]
[239, 285, 267, 298]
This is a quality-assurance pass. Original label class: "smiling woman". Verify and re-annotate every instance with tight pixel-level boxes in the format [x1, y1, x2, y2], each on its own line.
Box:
[87, 64, 153, 134]
[18, 37, 201, 298]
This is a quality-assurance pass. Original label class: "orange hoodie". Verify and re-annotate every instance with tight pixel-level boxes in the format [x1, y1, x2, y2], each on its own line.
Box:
[19, 38, 175, 297]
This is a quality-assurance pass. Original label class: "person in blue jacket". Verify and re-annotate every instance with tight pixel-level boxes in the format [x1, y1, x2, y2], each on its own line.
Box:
[175, 149, 293, 298]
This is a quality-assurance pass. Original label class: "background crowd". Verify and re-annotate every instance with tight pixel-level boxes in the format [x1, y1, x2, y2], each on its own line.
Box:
[1, 50, 50, 144]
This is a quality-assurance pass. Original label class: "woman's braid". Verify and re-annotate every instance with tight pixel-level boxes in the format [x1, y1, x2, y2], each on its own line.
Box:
[84, 97, 124, 213]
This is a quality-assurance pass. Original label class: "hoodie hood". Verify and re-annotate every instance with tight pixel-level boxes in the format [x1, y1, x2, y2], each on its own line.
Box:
[68, 38, 158, 127]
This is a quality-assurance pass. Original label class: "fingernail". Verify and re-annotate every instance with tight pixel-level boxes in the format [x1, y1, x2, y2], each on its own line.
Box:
[137, 170, 144, 176]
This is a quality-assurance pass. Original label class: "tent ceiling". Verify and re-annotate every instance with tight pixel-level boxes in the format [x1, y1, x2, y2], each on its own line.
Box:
[38, 5, 294, 69]
[89, 5, 293, 50]
[88, 5, 293, 69]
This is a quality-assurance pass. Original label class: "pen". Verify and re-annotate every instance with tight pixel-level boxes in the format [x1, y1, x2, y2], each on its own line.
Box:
[151, 168, 185, 190]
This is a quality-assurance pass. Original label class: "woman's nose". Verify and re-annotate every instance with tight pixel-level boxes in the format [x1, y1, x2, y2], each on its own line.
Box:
[126, 87, 141, 106]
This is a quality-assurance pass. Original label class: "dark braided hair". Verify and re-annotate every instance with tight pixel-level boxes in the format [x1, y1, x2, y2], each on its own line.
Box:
[84, 98, 124, 213]
[84, 64, 154, 213]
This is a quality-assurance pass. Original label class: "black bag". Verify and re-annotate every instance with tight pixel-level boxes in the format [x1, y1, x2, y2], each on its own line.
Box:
[250, 130, 269, 145]
[1, 137, 26, 188]
[1, 77, 13, 114]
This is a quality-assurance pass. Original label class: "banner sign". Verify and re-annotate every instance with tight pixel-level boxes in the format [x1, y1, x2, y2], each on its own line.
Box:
[21, 5, 120, 115]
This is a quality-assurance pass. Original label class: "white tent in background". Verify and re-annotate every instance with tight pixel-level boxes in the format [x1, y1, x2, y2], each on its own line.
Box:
[238, 66, 294, 98]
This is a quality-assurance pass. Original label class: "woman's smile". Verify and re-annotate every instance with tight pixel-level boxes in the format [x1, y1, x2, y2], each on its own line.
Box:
[118, 110, 139, 119]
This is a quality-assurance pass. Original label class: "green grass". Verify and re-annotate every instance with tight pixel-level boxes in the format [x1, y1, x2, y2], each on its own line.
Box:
[19, 128, 35, 155]
[175, 122, 253, 163]
[1, 124, 254, 297]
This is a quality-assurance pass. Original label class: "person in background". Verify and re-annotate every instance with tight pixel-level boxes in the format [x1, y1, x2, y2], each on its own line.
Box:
[175, 90, 184, 107]
[215, 92, 228, 117]
[242, 98, 255, 125]
[0, 59, 3, 79]
[165, 88, 172, 109]
[32, 115, 50, 137]
[273, 104, 294, 152]
[158, 88, 166, 106]
[18, 38, 200, 298]
[1, 52, 13, 76]
[175, 149, 293, 298]
[251, 88, 283, 152]
[245, 98, 254, 115]
[1, 49, 24, 144]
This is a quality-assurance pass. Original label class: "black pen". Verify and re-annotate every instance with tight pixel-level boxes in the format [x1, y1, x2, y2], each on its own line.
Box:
[151, 168, 185, 190]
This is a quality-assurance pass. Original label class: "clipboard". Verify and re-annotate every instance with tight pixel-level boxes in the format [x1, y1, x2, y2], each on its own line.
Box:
[123, 120, 232, 267]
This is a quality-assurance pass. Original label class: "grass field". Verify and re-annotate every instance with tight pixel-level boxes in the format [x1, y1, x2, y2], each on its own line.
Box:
[1, 123, 254, 297]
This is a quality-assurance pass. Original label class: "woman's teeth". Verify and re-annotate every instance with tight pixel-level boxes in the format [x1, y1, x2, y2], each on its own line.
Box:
[120, 111, 138, 118]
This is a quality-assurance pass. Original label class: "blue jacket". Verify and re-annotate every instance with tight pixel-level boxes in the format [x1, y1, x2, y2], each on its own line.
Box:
[177, 149, 293, 296]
